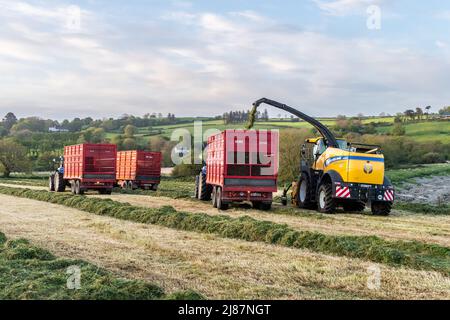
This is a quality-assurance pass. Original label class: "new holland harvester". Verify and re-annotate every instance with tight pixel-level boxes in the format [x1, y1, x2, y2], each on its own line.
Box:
[251, 98, 395, 215]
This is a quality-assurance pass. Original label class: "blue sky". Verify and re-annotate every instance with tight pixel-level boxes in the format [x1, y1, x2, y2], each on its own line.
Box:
[0, 0, 450, 119]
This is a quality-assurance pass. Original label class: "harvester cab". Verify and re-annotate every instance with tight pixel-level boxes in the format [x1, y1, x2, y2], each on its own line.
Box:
[251, 98, 394, 216]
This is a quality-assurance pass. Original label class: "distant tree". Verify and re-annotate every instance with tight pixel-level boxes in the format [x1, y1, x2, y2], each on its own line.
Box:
[415, 107, 424, 120]
[404, 109, 415, 121]
[438, 106, 450, 115]
[122, 138, 137, 150]
[392, 123, 406, 136]
[124, 124, 136, 138]
[2, 112, 17, 130]
[0, 139, 31, 177]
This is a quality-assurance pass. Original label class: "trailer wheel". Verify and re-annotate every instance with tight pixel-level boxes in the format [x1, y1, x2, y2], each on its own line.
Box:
[317, 183, 336, 214]
[211, 187, 218, 208]
[151, 184, 159, 191]
[75, 180, 84, 195]
[297, 175, 315, 209]
[127, 181, 134, 190]
[371, 202, 392, 216]
[216, 187, 229, 210]
[198, 174, 212, 201]
[343, 201, 366, 213]
[70, 181, 76, 194]
[49, 174, 55, 192]
[55, 173, 65, 192]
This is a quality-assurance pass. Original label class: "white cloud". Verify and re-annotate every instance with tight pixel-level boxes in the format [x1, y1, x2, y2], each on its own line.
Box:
[313, 0, 383, 16]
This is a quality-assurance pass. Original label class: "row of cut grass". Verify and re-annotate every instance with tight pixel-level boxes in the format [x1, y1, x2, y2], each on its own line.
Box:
[0, 231, 202, 300]
[1, 186, 449, 275]
[394, 202, 450, 215]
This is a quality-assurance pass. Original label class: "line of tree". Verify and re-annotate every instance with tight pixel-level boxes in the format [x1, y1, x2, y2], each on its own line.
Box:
[223, 109, 269, 124]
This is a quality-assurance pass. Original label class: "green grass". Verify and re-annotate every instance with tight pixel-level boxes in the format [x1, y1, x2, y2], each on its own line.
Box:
[386, 163, 450, 186]
[0, 232, 203, 300]
[1, 186, 450, 275]
[377, 121, 450, 143]
[394, 202, 450, 215]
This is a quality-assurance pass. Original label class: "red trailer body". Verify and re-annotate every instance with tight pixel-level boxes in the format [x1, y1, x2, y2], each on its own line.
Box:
[64, 143, 117, 194]
[116, 150, 162, 190]
[204, 130, 279, 209]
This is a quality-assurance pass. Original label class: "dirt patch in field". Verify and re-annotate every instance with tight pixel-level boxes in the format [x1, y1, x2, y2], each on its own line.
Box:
[1, 194, 449, 299]
[397, 175, 450, 205]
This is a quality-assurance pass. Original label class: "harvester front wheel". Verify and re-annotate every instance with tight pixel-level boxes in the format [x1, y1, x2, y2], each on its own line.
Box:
[297, 175, 314, 209]
[49, 174, 55, 192]
[317, 183, 336, 214]
[371, 202, 392, 216]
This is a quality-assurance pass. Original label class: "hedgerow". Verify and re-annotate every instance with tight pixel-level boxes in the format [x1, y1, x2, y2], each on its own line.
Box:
[1, 186, 449, 275]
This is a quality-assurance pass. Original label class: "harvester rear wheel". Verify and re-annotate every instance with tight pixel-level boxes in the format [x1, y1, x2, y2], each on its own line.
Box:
[49, 174, 55, 192]
[198, 173, 212, 201]
[371, 202, 392, 216]
[55, 173, 65, 192]
[317, 183, 336, 214]
[343, 201, 366, 212]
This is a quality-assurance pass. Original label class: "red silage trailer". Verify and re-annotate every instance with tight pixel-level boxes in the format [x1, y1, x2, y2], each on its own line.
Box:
[60, 143, 117, 195]
[116, 150, 162, 190]
[196, 130, 279, 210]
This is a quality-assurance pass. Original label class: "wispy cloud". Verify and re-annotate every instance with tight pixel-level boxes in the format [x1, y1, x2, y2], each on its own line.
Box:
[312, 0, 383, 16]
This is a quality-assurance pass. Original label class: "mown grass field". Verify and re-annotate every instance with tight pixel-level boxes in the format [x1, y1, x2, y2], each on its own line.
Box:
[0, 232, 201, 300]
[0, 163, 449, 299]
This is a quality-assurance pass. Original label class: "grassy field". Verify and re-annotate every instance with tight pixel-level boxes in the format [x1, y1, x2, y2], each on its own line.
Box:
[0, 167, 449, 299]
[0, 232, 200, 300]
[376, 121, 450, 143]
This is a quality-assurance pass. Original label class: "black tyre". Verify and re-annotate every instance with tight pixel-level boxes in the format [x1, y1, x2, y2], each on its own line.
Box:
[127, 181, 134, 190]
[216, 187, 229, 210]
[317, 183, 336, 214]
[194, 175, 200, 198]
[343, 201, 366, 212]
[70, 180, 76, 194]
[297, 175, 315, 209]
[55, 173, 66, 192]
[371, 202, 392, 216]
[198, 173, 212, 201]
[281, 197, 288, 206]
[75, 180, 84, 195]
[211, 187, 218, 208]
[49, 174, 55, 192]
[151, 184, 159, 191]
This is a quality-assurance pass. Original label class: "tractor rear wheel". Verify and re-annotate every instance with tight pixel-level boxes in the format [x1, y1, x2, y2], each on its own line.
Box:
[55, 173, 65, 192]
[216, 187, 229, 210]
[49, 174, 55, 192]
[194, 175, 200, 198]
[198, 173, 212, 201]
[371, 202, 392, 216]
[343, 201, 366, 212]
[317, 183, 336, 214]
[297, 175, 315, 209]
